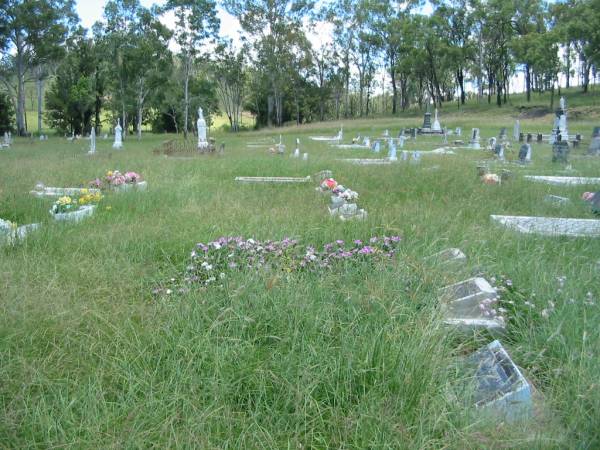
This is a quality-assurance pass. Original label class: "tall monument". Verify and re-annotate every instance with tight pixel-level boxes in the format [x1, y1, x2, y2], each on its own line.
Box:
[197, 107, 208, 149]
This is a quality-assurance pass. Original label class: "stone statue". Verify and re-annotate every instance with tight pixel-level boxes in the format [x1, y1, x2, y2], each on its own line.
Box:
[197, 107, 208, 149]
[112, 119, 123, 149]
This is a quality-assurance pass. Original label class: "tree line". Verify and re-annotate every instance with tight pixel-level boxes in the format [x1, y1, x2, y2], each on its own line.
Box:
[0, 0, 598, 137]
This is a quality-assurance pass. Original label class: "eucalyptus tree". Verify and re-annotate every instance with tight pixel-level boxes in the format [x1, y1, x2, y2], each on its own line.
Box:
[225, 0, 314, 127]
[0, 0, 78, 135]
[163, 0, 219, 138]
[213, 42, 246, 131]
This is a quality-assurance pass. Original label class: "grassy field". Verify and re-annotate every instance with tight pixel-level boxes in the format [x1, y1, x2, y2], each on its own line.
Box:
[1, 92, 600, 448]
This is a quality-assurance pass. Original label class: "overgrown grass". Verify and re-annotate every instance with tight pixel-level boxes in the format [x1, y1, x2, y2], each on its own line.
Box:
[1, 100, 600, 448]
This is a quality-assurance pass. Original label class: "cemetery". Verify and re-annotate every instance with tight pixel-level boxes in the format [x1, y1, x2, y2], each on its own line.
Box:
[1, 0, 600, 448]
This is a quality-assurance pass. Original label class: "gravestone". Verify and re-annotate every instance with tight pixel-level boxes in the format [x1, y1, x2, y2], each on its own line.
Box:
[398, 135, 406, 149]
[2, 131, 9, 147]
[513, 120, 520, 141]
[197, 107, 208, 149]
[499, 127, 507, 142]
[112, 119, 123, 149]
[536, 133, 543, 143]
[442, 129, 448, 144]
[552, 141, 570, 163]
[526, 133, 533, 143]
[88, 127, 96, 155]
[372, 141, 381, 153]
[432, 109, 442, 132]
[401, 150, 409, 161]
[388, 139, 397, 161]
[589, 127, 600, 155]
[518, 144, 531, 163]
[469, 128, 481, 149]
[519, 132, 524, 143]
[552, 96, 569, 143]
[302, 153, 308, 161]
[412, 128, 417, 139]
[422, 110, 432, 129]
[494, 144, 505, 161]
[488, 137, 497, 150]
[455, 127, 462, 136]
[411, 151, 422, 164]
[293, 147, 300, 158]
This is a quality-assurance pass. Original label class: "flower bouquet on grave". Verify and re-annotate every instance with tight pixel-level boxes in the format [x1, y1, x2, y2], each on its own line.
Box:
[316, 178, 338, 194]
[50, 191, 102, 222]
[93, 170, 147, 192]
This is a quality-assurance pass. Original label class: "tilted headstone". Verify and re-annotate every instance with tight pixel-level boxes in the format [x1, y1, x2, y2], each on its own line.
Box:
[112, 119, 123, 149]
[494, 144, 505, 161]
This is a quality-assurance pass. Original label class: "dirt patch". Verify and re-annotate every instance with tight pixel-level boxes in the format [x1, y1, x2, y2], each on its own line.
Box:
[517, 106, 552, 119]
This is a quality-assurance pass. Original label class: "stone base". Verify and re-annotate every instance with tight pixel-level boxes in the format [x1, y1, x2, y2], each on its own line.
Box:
[51, 205, 96, 222]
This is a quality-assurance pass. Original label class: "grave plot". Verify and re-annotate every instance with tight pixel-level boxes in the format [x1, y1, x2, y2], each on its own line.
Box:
[31, 186, 102, 198]
[90, 170, 147, 192]
[316, 177, 367, 221]
[461, 340, 533, 421]
[523, 176, 600, 186]
[235, 176, 312, 183]
[153, 138, 220, 157]
[309, 127, 343, 142]
[426, 248, 467, 265]
[0, 219, 41, 245]
[491, 215, 600, 237]
[439, 277, 505, 331]
[339, 158, 393, 165]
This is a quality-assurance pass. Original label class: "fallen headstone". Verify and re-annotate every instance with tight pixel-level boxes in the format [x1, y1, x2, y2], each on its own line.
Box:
[427, 248, 467, 265]
[523, 176, 600, 186]
[490, 215, 600, 237]
[235, 176, 312, 184]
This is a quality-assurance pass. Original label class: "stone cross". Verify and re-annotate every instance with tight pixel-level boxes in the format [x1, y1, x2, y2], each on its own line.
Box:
[112, 119, 123, 149]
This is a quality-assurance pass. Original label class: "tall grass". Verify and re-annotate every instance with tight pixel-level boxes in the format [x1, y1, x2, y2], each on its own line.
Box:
[1, 102, 599, 448]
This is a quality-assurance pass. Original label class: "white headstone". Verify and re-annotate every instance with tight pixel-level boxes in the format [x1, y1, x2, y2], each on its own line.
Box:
[470, 128, 480, 149]
[455, 127, 462, 136]
[197, 107, 208, 149]
[302, 153, 308, 161]
[112, 120, 123, 149]
[88, 127, 96, 154]
[293, 148, 300, 158]
[513, 120, 520, 141]
[388, 139, 397, 161]
[432, 108, 441, 132]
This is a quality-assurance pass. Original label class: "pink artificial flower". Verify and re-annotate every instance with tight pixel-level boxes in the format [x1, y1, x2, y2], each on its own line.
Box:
[324, 178, 337, 189]
[125, 172, 142, 183]
[582, 192, 595, 202]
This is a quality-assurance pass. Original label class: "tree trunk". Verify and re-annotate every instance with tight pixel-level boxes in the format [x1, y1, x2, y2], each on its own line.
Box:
[457, 68, 465, 105]
[526, 64, 531, 102]
[16, 51, 26, 136]
[37, 76, 44, 133]
[183, 62, 190, 139]
[267, 95, 273, 127]
[390, 68, 397, 114]
[565, 43, 571, 89]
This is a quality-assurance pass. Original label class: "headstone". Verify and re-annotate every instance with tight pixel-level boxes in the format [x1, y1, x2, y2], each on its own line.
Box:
[293, 147, 300, 158]
[401, 150, 409, 161]
[464, 340, 532, 421]
[488, 137, 497, 150]
[411, 151, 422, 164]
[536, 133, 543, 143]
[552, 141, 569, 163]
[373, 141, 381, 153]
[442, 129, 448, 145]
[412, 128, 417, 139]
[422, 111, 432, 130]
[470, 128, 480, 149]
[302, 153, 308, 161]
[197, 107, 208, 149]
[513, 120, 520, 141]
[432, 108, 441, 132]
[3, 131, 9, 147]
[589, 127, 600, 155]
[398, 135, 406, 149]
[494, 144, 505, 161]
[552, 96, 569, 143]
[526, 133, 533, 143]
[455, 127, 462, 136]
[499, 127, 507, 142]
[88, 127, 96, 154]
[519, 132, 524, 143]
[383, 129, 389, 137]
[112, 119, 123, 149]
[388, 139, 397, 161]
[518, 144, 531, 163]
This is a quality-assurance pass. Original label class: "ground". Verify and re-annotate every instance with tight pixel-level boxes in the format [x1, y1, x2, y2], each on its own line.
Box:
[1, 89, 600, 448]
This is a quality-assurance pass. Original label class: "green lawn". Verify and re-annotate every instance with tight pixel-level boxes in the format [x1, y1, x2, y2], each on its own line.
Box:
[1, 96, 600, 448]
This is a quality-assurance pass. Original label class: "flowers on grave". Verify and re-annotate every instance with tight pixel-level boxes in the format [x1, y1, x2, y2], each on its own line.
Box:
[51, 190, 102, 214]
[153, 235, 402, 294]
[91, 170, 144, 189]
[582, 192, 595, 201]
[481, 173, 500, 185]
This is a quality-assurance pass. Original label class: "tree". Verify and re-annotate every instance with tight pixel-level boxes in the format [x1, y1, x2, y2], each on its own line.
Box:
[0, 0, 78, 135]
[226, 0, 314, 126]
[213, 42, 246, 132]
[45, 32, 97, 134]
[163, 0, 219, 138]
[0, 90, 15, 133]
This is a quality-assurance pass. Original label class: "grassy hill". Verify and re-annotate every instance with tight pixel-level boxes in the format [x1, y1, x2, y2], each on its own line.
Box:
[1, 88, 600, 448]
